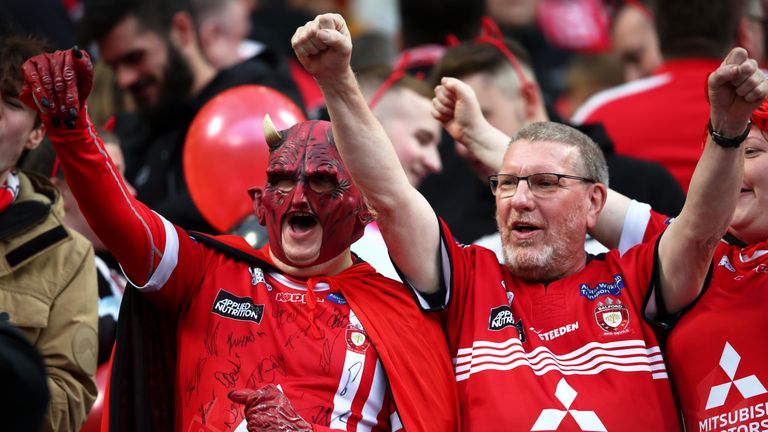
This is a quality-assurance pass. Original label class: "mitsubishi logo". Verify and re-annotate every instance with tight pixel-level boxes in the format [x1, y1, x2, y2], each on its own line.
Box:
[705, 342, 767, 409]
[531, 378, 607, 431]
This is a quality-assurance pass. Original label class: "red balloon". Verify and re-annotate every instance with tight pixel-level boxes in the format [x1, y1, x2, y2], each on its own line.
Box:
[184, 85, 305, 232]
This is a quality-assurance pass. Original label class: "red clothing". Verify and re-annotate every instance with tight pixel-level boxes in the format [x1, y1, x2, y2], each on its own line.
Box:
[48, 113, 458, 432]
[151, 237, 400, 431]
[408, 220, 680, 431]
[631, 208, 768, 431]
[572, 59, 719, 191]
[670, 240, 768, 431]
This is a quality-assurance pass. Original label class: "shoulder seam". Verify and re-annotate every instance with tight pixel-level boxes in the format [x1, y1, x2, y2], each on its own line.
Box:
[571, 74, 673, 124]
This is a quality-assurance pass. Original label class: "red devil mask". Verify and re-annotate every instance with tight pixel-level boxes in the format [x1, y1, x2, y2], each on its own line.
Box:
[252, 119, 373, 267]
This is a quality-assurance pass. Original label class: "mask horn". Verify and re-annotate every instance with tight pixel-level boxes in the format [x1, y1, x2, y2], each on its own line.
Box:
[263, 114, 283, 150]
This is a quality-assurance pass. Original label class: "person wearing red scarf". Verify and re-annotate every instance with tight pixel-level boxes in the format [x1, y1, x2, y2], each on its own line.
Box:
[0, 34, 98, 432]
[21, 47, 458, 432]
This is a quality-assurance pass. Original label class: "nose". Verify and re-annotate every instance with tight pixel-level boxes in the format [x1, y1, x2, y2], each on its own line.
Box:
[424, 147, 442, 174]
[289, 182, 310, 210]
[503, 179, 535, 210]
[114, 64, 139, 90]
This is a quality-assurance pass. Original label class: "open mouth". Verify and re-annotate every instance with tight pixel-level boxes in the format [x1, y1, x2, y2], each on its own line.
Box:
[512, 222, 541, 233]
[288, 211, 319, 233]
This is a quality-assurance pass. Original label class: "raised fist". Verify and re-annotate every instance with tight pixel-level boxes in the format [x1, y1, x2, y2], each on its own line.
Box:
[20, 46, 94, 130]
[291, 13, 352, 85]
[708, 47, 768, 137]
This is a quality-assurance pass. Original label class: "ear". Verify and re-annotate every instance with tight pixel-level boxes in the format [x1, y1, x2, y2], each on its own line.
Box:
[169, 11, 197, 49]
[585, 182, 608, 230]
[358, 204, 374, 226]
[25, 123, 45, 151]
[249, 187, 267, 225]
[519, 82, 545, 122]
[197, 18, 217, 49]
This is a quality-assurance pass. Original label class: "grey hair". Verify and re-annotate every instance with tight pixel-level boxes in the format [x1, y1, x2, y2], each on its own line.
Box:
[508, 121, 609, 185]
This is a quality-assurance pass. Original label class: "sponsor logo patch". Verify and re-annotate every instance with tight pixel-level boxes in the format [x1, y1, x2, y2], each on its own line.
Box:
[530, 321, 580, 341]
[594, 297, 629, 333]
[275, 292, 324, 304]
[488, 305, 526, 342]
[579, 274, 625, 301]
[212, 289, 265, 323]
[326, 292, 347, 305]
[345, 325, 370, 353]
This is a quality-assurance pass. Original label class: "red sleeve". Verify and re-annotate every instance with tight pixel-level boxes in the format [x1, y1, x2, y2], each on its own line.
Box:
[618, 200, 672, 254]
[48, 109, 206, 308]
[643, 210, 673, 243]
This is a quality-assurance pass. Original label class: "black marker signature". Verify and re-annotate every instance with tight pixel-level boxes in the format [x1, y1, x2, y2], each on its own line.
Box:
[226, 330, 255, 355]
[184, 357, 208, 406]
[203, 321, 221, 357]
[214, 352, 241, 389]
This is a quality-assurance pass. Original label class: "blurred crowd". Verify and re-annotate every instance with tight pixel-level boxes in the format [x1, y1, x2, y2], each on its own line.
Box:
[1, 0, 767, 431]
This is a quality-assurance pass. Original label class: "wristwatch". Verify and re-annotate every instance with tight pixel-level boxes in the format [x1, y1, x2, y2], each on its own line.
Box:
[707, 119, 751, 148]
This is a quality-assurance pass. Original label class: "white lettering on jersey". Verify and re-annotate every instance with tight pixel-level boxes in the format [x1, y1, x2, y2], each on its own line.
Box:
[705, 342, 767, 410]
[698, 401, 768, 431]
[531, 378, 607, 431]
[531, 321, 580, 341]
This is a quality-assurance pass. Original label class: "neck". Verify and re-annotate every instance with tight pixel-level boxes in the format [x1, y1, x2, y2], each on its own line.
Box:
[268, 247, 354, 278]
[0, 169, 9, 185]
[189, 55, 217, 98]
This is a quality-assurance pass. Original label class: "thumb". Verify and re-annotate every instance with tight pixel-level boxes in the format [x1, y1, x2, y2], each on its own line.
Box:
[228, 389, 258, 405]
[723, 47, 748, 66]
[442, 77, 477, 104]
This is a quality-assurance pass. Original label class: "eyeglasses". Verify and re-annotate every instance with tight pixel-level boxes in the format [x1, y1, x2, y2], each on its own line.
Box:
[488, 173, 596, 197]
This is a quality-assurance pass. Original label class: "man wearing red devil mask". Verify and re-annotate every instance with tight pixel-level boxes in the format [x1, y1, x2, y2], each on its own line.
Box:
[19, 47, 459, 432]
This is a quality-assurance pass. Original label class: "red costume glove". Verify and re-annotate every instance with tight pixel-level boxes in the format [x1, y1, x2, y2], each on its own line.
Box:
[229, 385, 313, 432]
[20, 46, 92, 131]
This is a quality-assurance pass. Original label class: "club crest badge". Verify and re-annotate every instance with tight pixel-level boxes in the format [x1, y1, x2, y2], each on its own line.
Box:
[248, 267, 272, 291]
[718, 256, 736, 273]
[345, 325, 371, 354]
[594, 297, 629, 333]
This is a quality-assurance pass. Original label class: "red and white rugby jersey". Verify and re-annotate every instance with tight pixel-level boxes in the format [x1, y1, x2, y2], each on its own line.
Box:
[408, 220, 680, 431]
[134, 222, 401, 432]
[664, 240, 768, 431]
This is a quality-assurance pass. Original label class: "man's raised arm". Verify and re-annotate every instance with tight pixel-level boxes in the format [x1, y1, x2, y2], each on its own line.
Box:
[291, 14, 441, 293]
[21, 48, 168, 286]
[659, 48, 767, 314]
